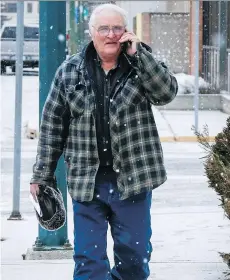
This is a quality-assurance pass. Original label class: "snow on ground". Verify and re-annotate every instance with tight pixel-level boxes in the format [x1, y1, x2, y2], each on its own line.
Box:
[174, 73, 210, 95]
[0, 71, 213, 143]
[0, 74, 39, 142]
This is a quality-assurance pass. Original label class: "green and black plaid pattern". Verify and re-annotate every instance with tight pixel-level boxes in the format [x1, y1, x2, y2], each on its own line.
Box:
[31, 43, 178, 201]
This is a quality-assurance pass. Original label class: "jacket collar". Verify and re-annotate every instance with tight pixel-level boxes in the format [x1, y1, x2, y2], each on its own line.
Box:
[68, 41, 152, 68]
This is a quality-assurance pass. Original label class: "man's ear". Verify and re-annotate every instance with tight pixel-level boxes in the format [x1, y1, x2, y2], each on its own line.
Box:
[89, 27, 92, 37]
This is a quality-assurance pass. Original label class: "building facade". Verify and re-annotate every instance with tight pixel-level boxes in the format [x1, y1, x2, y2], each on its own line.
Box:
[202, 1, 230, 90]
[116, 1, 190, 31]
[1, 1, 39, 26]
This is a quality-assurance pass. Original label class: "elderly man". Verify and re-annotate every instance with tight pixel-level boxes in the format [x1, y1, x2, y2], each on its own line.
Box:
[30, 3, 178, 280]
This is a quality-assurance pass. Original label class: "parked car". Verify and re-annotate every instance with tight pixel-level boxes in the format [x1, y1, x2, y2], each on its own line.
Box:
[0, 22, 39, 74]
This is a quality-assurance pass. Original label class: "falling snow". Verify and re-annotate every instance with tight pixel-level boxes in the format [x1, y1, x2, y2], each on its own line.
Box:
[58, 34, 65, 42]
[175, 73, 210, 95]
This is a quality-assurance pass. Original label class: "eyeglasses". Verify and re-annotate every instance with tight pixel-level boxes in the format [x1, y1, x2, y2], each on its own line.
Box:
[93, 25, 126, 36]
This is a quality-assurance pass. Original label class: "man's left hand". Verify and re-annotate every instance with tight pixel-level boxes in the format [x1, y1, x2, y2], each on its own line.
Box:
[119, 31, 140, 56]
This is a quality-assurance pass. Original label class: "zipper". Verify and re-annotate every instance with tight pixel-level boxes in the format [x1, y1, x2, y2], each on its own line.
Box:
[103, 74, 110, 152]
[110, 69, 134, 101]
[103, 67, 134, 157]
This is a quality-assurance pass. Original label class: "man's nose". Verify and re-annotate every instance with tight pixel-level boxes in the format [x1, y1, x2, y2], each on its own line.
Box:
[107, 29, 115, 38]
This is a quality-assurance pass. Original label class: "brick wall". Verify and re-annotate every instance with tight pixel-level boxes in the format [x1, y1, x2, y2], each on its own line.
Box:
[141, 13, 151, 45]
[149, 13, 190, 74]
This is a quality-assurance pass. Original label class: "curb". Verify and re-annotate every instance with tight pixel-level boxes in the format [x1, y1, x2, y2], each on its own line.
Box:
[159, 136, 176, 142]
[160, 136, 216, 142]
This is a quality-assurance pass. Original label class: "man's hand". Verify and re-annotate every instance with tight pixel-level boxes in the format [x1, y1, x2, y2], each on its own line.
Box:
[30, 183, 40, 202]
[119, 31, 140, 56]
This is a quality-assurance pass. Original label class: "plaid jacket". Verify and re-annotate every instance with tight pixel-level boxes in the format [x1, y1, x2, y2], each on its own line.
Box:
[31, 42, 178, 201]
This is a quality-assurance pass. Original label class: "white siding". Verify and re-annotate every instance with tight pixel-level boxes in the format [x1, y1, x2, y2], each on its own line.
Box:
[116, 1, 190, 31]
[1, 1, 39, 24]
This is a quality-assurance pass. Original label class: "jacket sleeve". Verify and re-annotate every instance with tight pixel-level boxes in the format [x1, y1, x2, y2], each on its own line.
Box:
[131, 42, 178, 106]
[30, 66, 70, 185]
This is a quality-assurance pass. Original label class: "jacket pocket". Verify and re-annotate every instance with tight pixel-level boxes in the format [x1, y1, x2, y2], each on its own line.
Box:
[121, 79, 145, 106]
[66, 84, 86, 118]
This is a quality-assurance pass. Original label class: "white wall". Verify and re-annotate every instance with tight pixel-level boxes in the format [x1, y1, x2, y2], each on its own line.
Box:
[1, 1, 39, 24]
[116, 1, 166, 30]
[116, 1, 190, 31]
[166, 1, 190, 13]
[24, 2, 39, 18]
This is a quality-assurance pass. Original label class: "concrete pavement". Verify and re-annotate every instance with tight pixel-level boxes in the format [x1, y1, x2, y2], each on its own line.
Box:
[1, 141, 230, 279]
[1, 211, 230, 280]
[1, 73, 230, 278]
[1, 74, 229, 143]
[152, 107, 229, 142]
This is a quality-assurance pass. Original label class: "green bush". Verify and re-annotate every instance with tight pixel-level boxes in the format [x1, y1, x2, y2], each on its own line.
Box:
[194, 117, 230, 268]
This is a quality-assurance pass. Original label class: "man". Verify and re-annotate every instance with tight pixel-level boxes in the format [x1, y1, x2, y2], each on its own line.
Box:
[30, 3, 178, 280]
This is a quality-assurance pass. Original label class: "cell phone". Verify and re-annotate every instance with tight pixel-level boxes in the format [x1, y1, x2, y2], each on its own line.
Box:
[121, 41, 131, 52]
[29, 193, 43, 217]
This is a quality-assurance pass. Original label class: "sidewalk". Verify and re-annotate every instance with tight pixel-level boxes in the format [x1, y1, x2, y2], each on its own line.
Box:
[1, 148, 230, 279]
[1, 73, 230, 279]
[152, 107, 229, 142]
[1, 207, 230, 280]
[1, 71, 229, 143]
[1, 108, 228, 146]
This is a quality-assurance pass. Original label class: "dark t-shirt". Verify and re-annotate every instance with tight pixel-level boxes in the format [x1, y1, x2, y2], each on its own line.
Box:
[85, 44, 131, 172]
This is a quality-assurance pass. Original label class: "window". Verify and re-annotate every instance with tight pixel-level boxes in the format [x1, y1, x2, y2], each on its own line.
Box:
[1, 26, 39, 40]
[1, 26, 16, 39]
[27, 3, 32, 13]
[24, 27, 39, 40]
[4, 3, 17, 13]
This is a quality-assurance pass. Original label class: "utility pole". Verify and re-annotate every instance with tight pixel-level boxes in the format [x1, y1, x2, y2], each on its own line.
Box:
[69, 0, 77, 54]
[78, 1, 84, 51]
[26, 1, 72, 259]
[8, 0, 24, 221]
[194, 0, 200, 133]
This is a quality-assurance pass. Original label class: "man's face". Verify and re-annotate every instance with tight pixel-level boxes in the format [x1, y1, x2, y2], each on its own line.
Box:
[91, 11, 126, 58]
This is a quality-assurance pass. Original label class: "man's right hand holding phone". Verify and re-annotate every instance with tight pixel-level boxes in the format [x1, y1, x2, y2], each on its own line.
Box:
[119, 30, 140, 56]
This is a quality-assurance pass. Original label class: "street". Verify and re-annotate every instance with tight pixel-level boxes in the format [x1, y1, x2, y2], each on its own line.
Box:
[0, 140, 212, 215]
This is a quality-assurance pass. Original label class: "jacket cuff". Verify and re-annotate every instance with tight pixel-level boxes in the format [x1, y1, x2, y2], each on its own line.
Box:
[126, 42, 152, 66]
[30, 176, 56, 187]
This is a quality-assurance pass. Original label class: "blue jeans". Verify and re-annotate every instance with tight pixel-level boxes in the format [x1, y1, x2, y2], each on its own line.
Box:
[72, 173, 153, 280]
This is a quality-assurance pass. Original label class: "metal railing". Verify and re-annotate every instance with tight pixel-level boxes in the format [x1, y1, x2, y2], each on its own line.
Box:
[203, 46, 230, 93]
[228, 48, 230, 93]
[202, 45, 220, 89]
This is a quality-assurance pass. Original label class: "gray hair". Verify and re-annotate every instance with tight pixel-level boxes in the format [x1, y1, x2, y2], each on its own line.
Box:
[88, 3, 128, 33]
